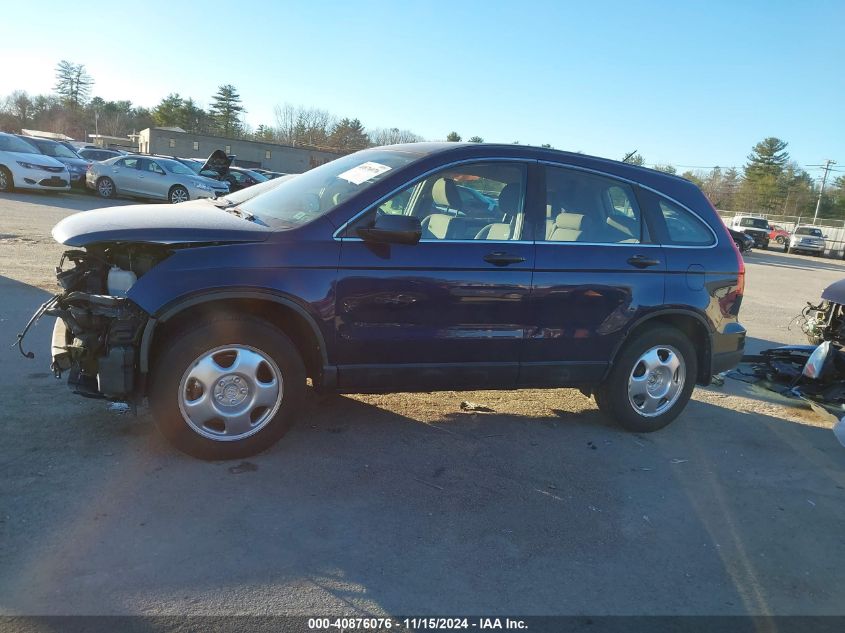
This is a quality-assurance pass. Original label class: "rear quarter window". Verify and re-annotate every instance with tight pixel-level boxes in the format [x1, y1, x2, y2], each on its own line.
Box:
[657, 199, 715, 246]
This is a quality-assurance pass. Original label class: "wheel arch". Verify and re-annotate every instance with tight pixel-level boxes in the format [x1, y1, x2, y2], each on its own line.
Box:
[140, 290, 334, 391]
[606, 309, 713, 385]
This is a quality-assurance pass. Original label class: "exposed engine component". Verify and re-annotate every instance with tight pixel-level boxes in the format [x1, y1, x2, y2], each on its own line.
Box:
[14, 244, 170, 400]
[792, 281, 845, 346]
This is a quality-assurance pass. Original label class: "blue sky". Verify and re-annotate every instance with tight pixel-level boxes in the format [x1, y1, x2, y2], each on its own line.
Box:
[1, 0, 842, 178]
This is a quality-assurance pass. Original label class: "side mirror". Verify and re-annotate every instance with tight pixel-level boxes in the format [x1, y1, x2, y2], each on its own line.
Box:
[357, 214, 422, 245]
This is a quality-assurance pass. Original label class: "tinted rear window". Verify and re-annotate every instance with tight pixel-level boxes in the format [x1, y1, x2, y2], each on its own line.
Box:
[658, 200, 715, 246]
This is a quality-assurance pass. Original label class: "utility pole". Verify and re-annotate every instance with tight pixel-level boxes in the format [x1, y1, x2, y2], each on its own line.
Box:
[813, 159, 836, 224]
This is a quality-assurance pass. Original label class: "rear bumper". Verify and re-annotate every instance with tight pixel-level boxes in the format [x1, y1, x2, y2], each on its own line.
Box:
[711, 322, 746, 375]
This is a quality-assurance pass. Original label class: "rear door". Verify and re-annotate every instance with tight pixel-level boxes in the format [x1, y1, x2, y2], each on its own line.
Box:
[335, 160, 536, 391]
[110, 157, 142, 194]
[521, 163, 666, 386]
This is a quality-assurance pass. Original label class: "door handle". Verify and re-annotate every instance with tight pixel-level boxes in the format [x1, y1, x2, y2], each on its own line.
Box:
[484, 252, 526, 266]
[627, 255, 661, 268]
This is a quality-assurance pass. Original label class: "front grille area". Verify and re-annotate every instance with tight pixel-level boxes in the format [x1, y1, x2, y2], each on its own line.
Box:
[42, 165, 65, 173]
[38, 177, 69, 187]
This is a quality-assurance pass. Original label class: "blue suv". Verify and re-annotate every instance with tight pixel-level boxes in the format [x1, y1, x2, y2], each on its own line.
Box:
[29, 143, 746, 459]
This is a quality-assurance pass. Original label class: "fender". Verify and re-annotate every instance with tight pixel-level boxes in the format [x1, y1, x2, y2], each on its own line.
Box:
[138, 288, 332, 377]
[603, 307, 714, 381]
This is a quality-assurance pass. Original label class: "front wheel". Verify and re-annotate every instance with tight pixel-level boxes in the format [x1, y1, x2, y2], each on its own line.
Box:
[776, 236, 786, 245]
[149, 314, 306, 460]
[169, 185, 189, 204]
[595, 325, 696, 433]
[0, 166, 13, 192]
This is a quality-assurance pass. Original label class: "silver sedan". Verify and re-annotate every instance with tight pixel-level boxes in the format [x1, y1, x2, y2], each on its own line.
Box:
[87, 155, 229, 203]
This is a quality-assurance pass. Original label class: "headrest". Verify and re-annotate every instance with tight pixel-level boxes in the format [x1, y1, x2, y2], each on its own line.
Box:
[555, 213, 585, 230]
[432, 177, 461, 208]
[498, 183, 520, 215]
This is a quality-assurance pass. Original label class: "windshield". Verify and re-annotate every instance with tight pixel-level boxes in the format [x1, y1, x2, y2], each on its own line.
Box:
[160, 159, 197, 175]
[242, 169, 269, 182]
[796, 227, 823, 237]
[0, 135, 40, 154]
[239, 149, 418, 226]
[33, 140, 79, 159]
[739, 217, 768, 229]
[219, 174, 296, 205]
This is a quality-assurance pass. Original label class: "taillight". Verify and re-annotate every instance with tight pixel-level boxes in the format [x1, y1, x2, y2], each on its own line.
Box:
[735, 246, 745, 297]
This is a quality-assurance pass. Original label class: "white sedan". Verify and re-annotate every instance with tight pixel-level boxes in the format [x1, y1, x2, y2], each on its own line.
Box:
[0, 132, 71, 193]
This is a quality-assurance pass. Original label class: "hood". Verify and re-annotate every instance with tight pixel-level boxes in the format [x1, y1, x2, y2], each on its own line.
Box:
[7, 151, 67, 169]
[198, 149, 233, 180]
[822, 279, 845, 304]
[52, 202, 272, 246]
[55, 156, 91, 170]
[190, 173, 230, 190]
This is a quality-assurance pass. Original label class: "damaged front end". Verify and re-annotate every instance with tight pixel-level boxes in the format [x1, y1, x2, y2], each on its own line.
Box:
[15, 245, 170, 401]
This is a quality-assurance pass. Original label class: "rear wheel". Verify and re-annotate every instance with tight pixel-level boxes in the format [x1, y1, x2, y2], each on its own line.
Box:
[595, 325, 696, 433]
[97, 176, 115, 198]
[0, 166, 13, 192]
[776, 236, 786, 245]
[149, 314, 306, 460]
[169, 185, 189, 204]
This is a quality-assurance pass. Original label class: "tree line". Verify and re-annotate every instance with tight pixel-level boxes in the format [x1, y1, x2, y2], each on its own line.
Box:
[624, 139, 844, 220]
[1, 60, 841, 218]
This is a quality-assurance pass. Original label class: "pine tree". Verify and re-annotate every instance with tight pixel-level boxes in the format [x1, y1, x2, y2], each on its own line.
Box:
[328, 118, 369, 150]
[54, 60, 93, 107]
[209, 85, 245, 137]
[446, 131, 461, 142]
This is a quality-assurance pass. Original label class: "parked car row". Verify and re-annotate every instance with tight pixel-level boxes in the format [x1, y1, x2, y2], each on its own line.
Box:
[725, 214, 829, 257]
[87, 154, 230, 203]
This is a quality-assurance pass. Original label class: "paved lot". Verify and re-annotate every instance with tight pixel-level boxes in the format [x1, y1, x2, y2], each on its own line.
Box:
[1, 191, 844, 616]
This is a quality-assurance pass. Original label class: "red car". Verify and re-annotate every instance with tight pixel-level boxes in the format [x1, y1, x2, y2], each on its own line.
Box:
[769, 224, 790, 245]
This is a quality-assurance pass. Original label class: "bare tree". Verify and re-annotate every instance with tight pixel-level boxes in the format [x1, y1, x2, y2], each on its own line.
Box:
[5, 91, 32, 126]
[369, 127, 423, 146]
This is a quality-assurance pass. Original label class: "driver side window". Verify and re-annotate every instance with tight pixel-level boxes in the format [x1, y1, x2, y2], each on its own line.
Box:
[351, 162, 527, 241]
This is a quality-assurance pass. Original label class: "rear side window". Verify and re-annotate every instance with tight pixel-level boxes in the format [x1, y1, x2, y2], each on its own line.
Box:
[658, 199, 715, 245]
[542, 166, 642, 244]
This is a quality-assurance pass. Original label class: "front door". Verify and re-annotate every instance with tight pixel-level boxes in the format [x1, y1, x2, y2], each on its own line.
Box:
[521, 163, 666, 386]
[136, 158, 168, 199]
[335, 160, 535, 391]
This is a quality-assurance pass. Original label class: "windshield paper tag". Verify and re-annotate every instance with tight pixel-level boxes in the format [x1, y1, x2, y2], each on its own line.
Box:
[337, 162, 391, 185]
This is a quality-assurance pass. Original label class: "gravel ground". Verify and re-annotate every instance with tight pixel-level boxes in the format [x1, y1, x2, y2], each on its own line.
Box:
[1, 191, 844, 617]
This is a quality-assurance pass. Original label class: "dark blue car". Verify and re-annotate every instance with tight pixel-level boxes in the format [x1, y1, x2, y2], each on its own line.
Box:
[33, 143, 745, 459]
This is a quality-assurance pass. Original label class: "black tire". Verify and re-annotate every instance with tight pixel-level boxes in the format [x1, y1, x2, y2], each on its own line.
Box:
[761, 242, 768, 250]
[776, 236, 785, 245]
[148, 314, 306, 460]
[0, 166, 13, 192]
[169, 185, 189, 204]
[96, 176, 116, 198]
[594, 325, 697, 433]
